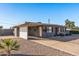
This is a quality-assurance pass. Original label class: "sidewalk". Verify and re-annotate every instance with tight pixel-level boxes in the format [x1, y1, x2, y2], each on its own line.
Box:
[31, 39, 79, 56]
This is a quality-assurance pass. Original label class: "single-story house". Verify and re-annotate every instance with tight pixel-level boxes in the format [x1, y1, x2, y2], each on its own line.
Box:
[0, 26, 13, 36]
[13, 22, 67, 40]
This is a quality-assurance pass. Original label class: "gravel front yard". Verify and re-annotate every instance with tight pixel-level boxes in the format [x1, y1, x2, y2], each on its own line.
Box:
[0, 36, 73, 56]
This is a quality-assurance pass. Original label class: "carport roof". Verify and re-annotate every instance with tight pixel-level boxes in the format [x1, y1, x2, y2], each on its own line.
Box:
[13, 22, 66, 28]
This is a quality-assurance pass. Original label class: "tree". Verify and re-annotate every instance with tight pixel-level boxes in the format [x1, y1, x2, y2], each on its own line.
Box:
[70, 21, 75, 29]
[0, 38, 20, 56]
[65, 19, 70, 28]
[65, 19, 75, 29]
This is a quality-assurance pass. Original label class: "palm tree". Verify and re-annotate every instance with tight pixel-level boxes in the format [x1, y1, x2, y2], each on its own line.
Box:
[65, 19, 75, 29]
[0, 38, 20, 56]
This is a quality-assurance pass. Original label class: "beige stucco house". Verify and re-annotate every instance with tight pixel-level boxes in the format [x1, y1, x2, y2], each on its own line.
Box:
[13, 22, 67, 40]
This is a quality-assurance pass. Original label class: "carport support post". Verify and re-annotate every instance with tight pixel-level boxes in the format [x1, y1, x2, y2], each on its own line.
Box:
[59, 27, 61, 33]
[39, 26, 42, 37]
[53, 26, 55, 34]
[64, 27, 66, 32]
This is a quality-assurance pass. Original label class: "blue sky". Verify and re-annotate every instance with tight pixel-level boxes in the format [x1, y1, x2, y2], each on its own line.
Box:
[0, 3, 79, 28]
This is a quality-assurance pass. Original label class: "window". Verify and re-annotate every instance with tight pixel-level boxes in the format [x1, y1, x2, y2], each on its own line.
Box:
[43, 26, 47, 32]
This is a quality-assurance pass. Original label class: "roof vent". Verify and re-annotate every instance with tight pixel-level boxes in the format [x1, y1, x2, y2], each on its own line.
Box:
[25, 22, 31, 24]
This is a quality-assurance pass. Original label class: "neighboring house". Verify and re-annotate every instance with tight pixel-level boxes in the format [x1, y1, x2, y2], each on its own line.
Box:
[66, 29, 71, 34]
[0, 29, 13, 36]
[0, 29, 14, 36]
[0, 26, 13, 36]
[13, 22, 67, 40]
[0, 26, 3, 29]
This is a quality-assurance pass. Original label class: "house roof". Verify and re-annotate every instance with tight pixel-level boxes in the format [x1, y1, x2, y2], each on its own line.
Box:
[13, 22, 66, 28]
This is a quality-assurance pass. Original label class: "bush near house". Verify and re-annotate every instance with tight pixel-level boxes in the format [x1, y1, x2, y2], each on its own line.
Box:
[70, 29, 79, 34]
[0, 38, 20, 56]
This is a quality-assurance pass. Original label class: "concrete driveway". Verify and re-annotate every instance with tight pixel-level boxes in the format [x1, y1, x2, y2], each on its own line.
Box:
[30, 34, 79, 56]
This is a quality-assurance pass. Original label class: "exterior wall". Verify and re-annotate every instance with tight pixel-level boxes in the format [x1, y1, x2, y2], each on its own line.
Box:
[14, 27, 19, 37]
[19, 26, 28, 40]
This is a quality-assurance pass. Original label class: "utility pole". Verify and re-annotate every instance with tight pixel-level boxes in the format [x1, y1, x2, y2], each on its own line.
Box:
[48, 18, 50, 24]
